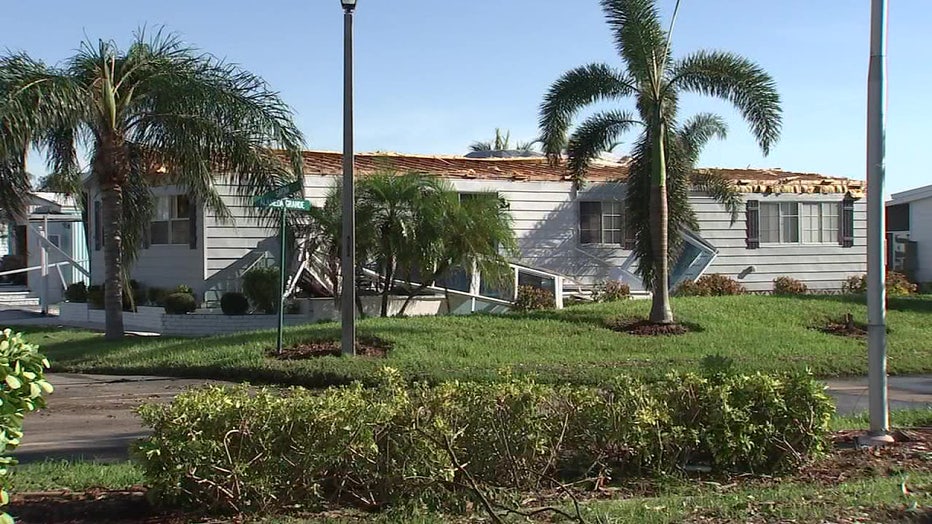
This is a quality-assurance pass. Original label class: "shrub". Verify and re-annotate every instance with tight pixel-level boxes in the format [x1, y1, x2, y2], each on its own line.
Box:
[163, 292, 197, 315]
[842, 272, 917, 296]
[86, 285, 104, 309]
[243, 268, 280, 314]
[773, 276, 808, 295]
[0, 330, 53, 523]
[512, 285, 555, 312]
[676, 274, 746, 297]
[137, 369, 832, 516]
[147, 287, 168, 306]
[173, 284, 194, 296]
[63, 282, 88, 303]
[592, 279, 631, 302]
[220, 292, 249, 316]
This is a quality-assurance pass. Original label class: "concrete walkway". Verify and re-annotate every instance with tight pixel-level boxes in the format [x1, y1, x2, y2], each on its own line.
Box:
[11, 372, 932, 464]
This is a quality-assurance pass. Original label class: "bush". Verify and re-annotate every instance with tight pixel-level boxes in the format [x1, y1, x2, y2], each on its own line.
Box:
[676, 274, 746, 297]
[512, 285, 555, 312]
[64, 282, 88, 303]
[163, 293, 197, 315]
[220, 292, 249, 316]
[146, 287, 168, 306]
[243, 268, 280, 314]
[773, 276, 808, 295]
[842, 272, 917, 296]
[0, 330, 53, 522]
[137, 368, 832, 516]
[592, 279, 631, 302]
[87, 285, 104, 309]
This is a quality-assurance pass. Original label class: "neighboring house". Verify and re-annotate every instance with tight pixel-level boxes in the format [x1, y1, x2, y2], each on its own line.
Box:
[886, 184, 932, 284]
[86, 151, 867, 304]
[3, 192, 89, 304]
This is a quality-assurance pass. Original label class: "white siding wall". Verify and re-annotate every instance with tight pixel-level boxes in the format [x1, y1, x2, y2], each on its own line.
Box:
[202, 178, 281, 302]
[303, 174, 866, 292]
[908, 197, 932, 283]
[697, 194, 867, 291]
[88, 184, 205, 296]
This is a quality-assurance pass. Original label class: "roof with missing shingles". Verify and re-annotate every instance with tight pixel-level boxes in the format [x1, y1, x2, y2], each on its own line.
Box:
[299, 150, 864, 195]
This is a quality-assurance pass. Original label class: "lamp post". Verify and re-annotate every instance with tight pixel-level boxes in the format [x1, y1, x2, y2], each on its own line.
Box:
[341, 0, 357, 357]
[862, 0, 894, 446]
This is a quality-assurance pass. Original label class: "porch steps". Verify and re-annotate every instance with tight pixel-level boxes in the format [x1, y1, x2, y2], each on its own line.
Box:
[0, 286, 40, 307]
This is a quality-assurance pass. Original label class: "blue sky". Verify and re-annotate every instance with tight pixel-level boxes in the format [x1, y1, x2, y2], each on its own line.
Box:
[5, 1, 930, 194]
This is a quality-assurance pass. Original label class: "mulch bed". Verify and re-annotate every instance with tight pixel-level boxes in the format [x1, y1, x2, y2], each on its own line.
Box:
[604, 316, 693, 336]
[270, 337, 390, 360]
[8, 488, 193, 524]
[818, 313, 869, 339]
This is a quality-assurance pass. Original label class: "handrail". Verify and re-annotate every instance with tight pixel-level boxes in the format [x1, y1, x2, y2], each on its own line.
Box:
[0, 260, 89, 278]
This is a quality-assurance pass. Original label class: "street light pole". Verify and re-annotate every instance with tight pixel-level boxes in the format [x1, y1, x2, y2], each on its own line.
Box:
[863, 0, 893, 446]
[340, 0, 357, 357]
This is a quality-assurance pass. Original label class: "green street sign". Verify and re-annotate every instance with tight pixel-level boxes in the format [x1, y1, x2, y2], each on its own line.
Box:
[253, 180, 303, 207]
[266, 198, 312, 211]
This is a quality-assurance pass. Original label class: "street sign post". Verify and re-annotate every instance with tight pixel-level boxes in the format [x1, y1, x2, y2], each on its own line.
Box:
[253, 193, 312, 354]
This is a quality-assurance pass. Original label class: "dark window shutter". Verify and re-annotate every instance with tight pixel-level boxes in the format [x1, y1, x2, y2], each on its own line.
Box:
[841, 196, 855, 248]
[189, 198, 198, 249]
[93, 201, 102, 251]
[746, 200, 760, 249]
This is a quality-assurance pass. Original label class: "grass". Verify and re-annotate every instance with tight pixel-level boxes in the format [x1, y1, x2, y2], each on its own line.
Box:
[15, 294, 932, 387]
[831, 408, 932, 431]
[8, 460, 143, 492]
[8, 462, 928, 523]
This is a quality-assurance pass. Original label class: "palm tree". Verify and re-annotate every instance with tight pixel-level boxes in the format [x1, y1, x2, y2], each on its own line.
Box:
[396, 190, 516, 315]
[0, 30, 303, 339]
[470, 128, 539, 153]
[356, 173, 449, 317]
[539, 0, 781, 324]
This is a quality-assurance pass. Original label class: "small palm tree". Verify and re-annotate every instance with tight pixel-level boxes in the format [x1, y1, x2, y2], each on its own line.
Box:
[470, 128, 540, 153]
[539, 0, 781, 323]
[0, 30, 303, 339]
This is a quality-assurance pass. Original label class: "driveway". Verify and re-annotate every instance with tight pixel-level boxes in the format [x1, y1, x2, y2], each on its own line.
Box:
[12, 373, 932, 464]
[15, 374, 224, 464]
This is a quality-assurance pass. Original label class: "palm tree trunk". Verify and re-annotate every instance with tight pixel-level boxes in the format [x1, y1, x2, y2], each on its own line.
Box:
[95, 134, 130, 340]
[380, 254, 394, 317]
[98, 185, 125, 338]
[649, 124, 674, 324]
[397, 263, 448, 317]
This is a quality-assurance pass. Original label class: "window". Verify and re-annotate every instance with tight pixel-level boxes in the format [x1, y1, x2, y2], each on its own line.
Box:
[150, 195, 191, 245]
[579, 201, 632, 246]
[753, 201, 844, 245]
[886, 203, 910, 232]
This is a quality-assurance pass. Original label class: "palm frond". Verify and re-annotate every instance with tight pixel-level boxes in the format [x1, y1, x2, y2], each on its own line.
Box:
[469, 141, 493, 152]
[566, 110, 641, 181]
[599, 0, 669, 86]
[677, 112, 727, 163]
[669, 50, 782, 154]
[538, 63, 636, 160]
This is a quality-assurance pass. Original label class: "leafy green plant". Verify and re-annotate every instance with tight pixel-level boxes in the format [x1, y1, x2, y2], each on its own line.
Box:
[146, 287, 168, 307]
[243, 267, 280, 314]
[843, 272, 917, 296]
[676, 274, 746, 297]
[163, 293, 197, 315]
[512, 285, 556, 312]
[592, 280, 631, 302]
[220, 292, 249, 316]
[773, 276, 807, 296]
[0, 330, 53, 523]
[63, 282, 87, 303]
[136, 369, 832, 516]
[86, 285, 104, 309]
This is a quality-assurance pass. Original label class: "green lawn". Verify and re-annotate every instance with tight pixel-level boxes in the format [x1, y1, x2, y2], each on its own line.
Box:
[17, 294, 932, 387]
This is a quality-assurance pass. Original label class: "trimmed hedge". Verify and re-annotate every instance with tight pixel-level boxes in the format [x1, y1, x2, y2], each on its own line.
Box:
[676, 274, 746, 297]
[773, 276, 808, 296]
[137, 368, 833, 515]
[163, 293, 197, 315]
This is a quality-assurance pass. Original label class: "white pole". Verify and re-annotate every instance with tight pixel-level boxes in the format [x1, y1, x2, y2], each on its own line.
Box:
[40, 216, 49, 315]
[862, 0, 893, 446]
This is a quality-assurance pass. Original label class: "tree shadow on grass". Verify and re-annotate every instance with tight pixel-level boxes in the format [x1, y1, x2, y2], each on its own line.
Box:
[790, 293, 932, 314]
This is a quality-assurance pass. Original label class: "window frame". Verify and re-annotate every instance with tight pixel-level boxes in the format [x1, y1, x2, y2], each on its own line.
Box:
[759, 201, 842, 246]
[149, 195, 192, 246]
[578, 200, 632, 247]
